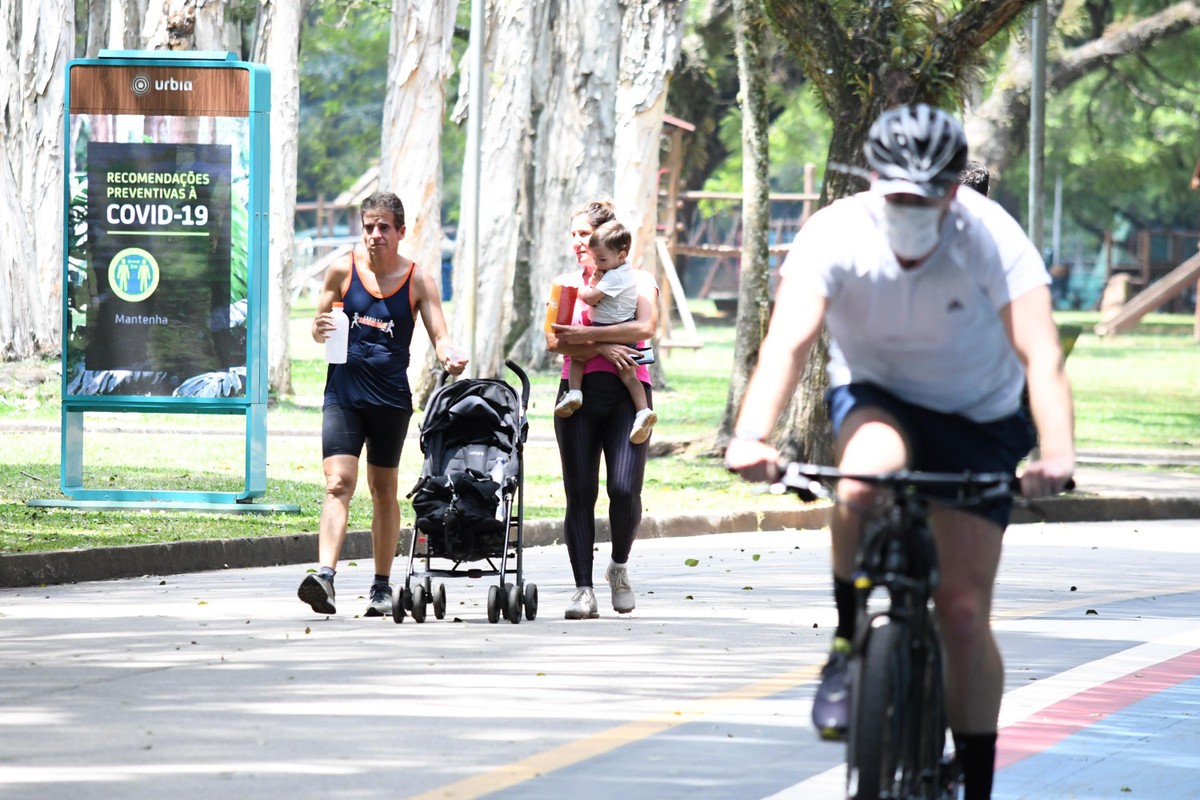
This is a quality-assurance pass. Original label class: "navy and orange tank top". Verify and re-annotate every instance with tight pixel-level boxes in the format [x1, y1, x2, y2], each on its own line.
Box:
[324, 252, 417, 411]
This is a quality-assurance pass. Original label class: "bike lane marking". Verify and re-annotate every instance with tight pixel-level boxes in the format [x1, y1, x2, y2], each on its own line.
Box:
[405, 665, 822, 800]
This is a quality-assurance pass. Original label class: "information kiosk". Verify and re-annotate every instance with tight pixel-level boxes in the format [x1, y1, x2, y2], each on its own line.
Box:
[35, 50, 293, 512]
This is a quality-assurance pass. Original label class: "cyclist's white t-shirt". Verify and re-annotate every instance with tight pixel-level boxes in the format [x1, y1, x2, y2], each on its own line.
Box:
[780, 186, 1050, 422]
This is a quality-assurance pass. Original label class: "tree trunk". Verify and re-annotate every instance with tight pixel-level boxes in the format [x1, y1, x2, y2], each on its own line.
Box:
[382, 0, 456, 397]
[108, 0, 149, 49]
[508, 0, 623, 370]
[0, 0, 73, 360]
[613, 0, 686, 274]
[143, 0, 242, 52]
[719, 0, 773, 446]
[450, 0, 542, 378]
[252, 0, 303, 397]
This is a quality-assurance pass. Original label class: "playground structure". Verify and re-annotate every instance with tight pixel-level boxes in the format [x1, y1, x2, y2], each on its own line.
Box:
[653, 115, 819, 347]
[1095, 228, 1200, 340]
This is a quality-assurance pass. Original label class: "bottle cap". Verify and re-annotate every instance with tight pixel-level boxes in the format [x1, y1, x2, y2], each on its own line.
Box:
[332, 302, 344, 308]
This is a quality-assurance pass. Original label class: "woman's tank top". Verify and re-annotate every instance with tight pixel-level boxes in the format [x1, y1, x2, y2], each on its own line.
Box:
[324, 252, 417, 411]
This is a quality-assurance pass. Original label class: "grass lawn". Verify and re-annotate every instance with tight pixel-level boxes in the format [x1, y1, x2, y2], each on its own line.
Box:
[1, 303, 1196, 555]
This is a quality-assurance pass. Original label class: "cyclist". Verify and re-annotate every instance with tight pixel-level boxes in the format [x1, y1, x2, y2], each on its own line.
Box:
[724, 104, 1074, 800]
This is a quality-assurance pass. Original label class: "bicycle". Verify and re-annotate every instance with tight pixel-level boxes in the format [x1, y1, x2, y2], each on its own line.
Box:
[777, 463, 1039, 800]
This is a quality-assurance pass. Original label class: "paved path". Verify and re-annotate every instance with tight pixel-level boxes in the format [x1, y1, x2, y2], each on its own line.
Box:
[2, 520, 1198, 799]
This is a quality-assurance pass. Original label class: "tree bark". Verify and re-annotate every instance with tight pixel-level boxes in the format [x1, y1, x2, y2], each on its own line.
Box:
[252, 0, 303, 397]
[0, 0, 73, 360]
[509, 0, 624, 370]
[613, 0, 686, 274]
[719, 0, 772, 446]
[382, 0, 457, 396]
[451, 0, 542, 378]
[108, 0, 149, 49]
[143, 0, 242, 52]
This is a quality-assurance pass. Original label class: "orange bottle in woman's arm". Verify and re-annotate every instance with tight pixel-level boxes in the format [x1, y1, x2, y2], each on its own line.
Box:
[544, 283, 578, 332]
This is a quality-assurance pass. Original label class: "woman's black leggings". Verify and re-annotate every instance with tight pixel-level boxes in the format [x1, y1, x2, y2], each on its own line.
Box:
[554, 373, 652, 588]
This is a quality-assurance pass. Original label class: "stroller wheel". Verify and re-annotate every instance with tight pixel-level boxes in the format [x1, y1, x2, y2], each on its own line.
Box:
[391, 586, 405, 624]
[486, 584, 502, 624]
[433, 583, 447, 620]
[506, 583, 522, 624]
[523, 582, 539, 621]
[411, 584, 427, 623]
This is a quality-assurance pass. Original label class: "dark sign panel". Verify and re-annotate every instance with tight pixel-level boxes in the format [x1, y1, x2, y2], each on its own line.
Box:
[84, 142, 234, 379]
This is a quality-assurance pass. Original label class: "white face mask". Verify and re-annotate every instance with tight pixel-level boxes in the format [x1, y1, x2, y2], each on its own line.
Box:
[881, 202, 944, 261]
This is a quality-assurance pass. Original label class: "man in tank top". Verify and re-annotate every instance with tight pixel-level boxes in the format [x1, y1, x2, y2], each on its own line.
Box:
[298, 191, 468, 618]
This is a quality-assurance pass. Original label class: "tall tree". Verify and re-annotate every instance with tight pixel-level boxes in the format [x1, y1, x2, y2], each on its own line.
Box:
[382, 0, 457, 394]
[253, 0, 305, 396]
[142, 0, 243, 52]
[760, 0, 1039, 462]
[613, 0, 687, 273]
[0, 0, 73, 360]
[719, 0, 772, 444]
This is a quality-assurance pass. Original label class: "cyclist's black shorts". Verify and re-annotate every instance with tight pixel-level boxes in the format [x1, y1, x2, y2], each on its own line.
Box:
[321, 401, 412, 468]
[826, 382, 1036, 528]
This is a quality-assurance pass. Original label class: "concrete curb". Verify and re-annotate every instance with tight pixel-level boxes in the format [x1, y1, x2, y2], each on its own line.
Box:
[3, 495, 1197, 589]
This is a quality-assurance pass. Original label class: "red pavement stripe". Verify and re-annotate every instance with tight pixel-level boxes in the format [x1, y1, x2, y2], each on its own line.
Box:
[997, 647, 1200, 770]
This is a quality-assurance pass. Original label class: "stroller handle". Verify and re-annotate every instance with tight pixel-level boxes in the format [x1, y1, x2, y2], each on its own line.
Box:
[505, 359, 531, 408]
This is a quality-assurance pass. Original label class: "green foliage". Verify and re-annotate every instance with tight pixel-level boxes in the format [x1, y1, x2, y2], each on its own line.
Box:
[296, 2, 392, 200]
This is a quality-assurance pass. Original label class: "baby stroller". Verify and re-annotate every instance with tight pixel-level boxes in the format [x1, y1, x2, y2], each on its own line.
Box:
[396, 359, 535, 624]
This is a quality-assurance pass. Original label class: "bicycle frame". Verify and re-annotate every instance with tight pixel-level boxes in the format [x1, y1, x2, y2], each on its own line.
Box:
[779, 464, 1019, 800]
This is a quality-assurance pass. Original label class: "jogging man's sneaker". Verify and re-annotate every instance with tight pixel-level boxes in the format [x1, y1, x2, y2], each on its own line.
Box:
[298, 573, 336, 615]
[555, 389, 583, 418]
[564, 587, 599, 619]
[629, 408, 658, 444]
[812, 637, 852, 740]
[363, 582, 393, 617]
[605, 562, 636, 613]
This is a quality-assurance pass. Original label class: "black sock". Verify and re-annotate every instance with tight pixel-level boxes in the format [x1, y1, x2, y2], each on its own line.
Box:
[953, 731, 997, 800]
[373, 574, 390, 586]
[318, 566, 335, 582]
[833, 577, 856, 642]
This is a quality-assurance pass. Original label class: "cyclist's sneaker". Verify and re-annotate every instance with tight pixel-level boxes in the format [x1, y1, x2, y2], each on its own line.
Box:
[629, 408, 658, 444]
[812, 636, 852, 741]
[563, 587, 599, 620]
[297, 573, 336, 615]
[555, 390, 583, 418]
[363, 582, 393, 617]
[605, 562, 636, 613]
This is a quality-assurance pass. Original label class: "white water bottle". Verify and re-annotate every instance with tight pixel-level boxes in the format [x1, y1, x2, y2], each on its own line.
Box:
[325, 302, 349, 364]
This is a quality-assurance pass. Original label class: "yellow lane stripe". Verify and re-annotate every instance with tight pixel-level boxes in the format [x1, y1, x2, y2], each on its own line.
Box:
[408, 664, 822, 800]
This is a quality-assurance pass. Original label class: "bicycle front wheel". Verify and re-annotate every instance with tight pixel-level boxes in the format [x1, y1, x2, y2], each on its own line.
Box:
[847, 620, 911, 800]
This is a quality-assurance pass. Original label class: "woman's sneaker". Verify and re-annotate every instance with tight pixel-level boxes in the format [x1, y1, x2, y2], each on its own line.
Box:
[605, 562, 636, 613]
[363, 582, 393, 617]
[563, 587, 599, 619]
[297, 573, 336, 615]
[629, 408, 657, 444]
[555, 390, 583, 418]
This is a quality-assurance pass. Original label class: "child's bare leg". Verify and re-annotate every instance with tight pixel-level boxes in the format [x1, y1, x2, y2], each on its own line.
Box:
[555, 359, 586, 418]
[618, 366, 648, 411]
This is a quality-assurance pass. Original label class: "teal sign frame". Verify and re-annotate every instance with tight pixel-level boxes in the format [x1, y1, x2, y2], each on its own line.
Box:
[36, 50, 292, 512]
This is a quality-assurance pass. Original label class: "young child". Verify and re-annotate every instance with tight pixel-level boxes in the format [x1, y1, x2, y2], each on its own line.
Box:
[554, 220, 658, 444]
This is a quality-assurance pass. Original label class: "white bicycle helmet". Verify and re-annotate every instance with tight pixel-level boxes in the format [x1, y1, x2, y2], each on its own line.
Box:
[864, 104, 967, 196]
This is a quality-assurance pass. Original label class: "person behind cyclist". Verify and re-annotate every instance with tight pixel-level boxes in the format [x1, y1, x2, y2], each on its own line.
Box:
[724, 103, 1074, 800]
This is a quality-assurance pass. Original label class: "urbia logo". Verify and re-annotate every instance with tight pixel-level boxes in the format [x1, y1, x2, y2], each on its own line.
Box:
[154, 76, 194, 92]
[130, 73, 151, 96]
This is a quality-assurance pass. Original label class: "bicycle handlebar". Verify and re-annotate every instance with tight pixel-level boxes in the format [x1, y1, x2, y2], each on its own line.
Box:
[776, 462, 1074, 505]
